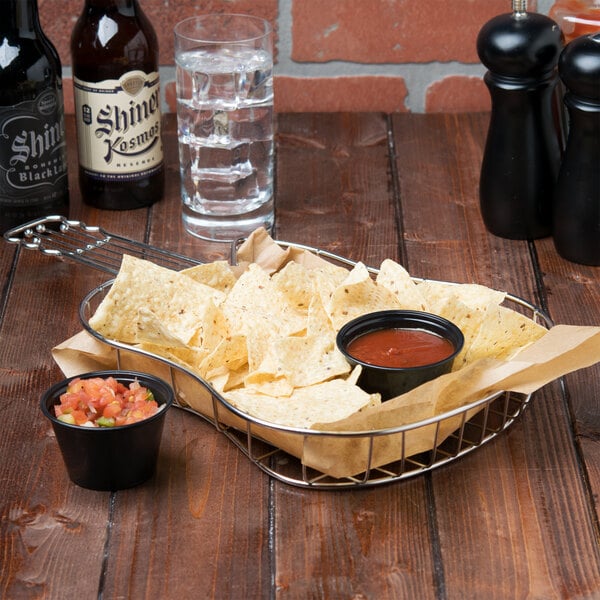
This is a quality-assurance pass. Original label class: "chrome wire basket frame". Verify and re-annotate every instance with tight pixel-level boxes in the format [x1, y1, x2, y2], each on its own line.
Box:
[6, 216, 552, 489]
[79, 281, 546, 488]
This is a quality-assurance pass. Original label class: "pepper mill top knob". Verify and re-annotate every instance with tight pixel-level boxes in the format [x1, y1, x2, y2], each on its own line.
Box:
[559, 33, 600, 102]
[477, 0, 563, 80]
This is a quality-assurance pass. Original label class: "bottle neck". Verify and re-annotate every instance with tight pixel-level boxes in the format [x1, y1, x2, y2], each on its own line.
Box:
[2, 0, 41, 34]
[82, 0, 138, 17]
[84, 0, 137, 8]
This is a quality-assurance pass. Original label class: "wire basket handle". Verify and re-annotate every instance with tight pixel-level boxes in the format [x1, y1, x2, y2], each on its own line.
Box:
[3, 215, 204, 274]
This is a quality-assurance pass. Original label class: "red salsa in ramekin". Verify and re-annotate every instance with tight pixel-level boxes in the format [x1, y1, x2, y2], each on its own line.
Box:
[347, 327, 455, 368]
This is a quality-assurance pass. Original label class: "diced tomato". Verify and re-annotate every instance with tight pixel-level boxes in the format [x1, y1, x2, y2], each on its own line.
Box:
[54, 376, 160, 428]
[71, 410, 89, 426]
[102, 401, 122, 419]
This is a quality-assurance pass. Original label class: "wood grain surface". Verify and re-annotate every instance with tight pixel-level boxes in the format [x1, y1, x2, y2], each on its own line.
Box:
[1, 113, 598, 599]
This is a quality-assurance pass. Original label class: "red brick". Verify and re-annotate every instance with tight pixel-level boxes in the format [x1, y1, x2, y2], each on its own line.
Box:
[162, 76, 490, 114]
[274, 76, 408, 113]
[425, 76, 490, 113]
[39, 0, 80, 65]
[62, 77, 75, 114]
[165, 80, 177, 115]
[291, 0, 523, 64]
[145, 0, 278, 67]
[43, 0, 537, 114]
[168, 76, 410, 114]
[39, 0, 278, 67]
[41, 0, 540, 69]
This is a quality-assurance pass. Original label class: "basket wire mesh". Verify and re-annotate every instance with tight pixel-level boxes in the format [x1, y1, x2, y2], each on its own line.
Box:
[6, 216, 552, 489]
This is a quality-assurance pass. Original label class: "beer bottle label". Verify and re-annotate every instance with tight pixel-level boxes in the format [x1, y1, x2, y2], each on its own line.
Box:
[0, 89, 68, 206]
[73, 71, 163, 180]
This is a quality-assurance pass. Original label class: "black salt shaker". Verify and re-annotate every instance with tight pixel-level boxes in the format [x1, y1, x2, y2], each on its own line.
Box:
[553, 33, 600, 266]
[477, 0, 563, 239]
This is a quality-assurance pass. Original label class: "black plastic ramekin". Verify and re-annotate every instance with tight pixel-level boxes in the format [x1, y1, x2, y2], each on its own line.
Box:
[41, 370, 174, 491]
[336, 310, 464, 401]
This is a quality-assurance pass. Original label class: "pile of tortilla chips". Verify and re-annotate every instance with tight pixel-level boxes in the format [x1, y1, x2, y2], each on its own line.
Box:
[87, 229, 547, 430]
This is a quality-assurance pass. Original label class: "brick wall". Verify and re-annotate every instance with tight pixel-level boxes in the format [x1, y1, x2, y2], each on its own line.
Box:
[41, 0, 554, 114]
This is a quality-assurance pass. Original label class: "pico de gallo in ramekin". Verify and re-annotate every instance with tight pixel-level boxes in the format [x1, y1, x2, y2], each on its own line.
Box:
[54, 376, 162, 427]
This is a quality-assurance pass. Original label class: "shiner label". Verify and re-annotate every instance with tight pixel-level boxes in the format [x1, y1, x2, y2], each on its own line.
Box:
[0, 89, 68, 203]
[73, 71, 163, 179]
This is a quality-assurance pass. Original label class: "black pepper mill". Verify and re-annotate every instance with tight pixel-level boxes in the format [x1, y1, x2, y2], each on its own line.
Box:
[553, 33, 600, 266]
[477, 0, 563, 239]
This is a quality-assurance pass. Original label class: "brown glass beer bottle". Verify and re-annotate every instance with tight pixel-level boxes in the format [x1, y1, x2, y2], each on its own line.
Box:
[71, 0, 164, 209]
[0, 0, 69, 233]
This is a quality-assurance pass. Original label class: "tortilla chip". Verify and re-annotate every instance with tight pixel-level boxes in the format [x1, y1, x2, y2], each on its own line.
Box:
[188, 300, 230, 352]
[182, 260, 240, 294]
[376, 259, 429, 311]
[222, 263, 306, 338]
[309, 265, 350, 308]
[245, 335, 351, 394]
[243, 373, 295, 397]
[85, 238, 550, 437]
[271, 261, 315, 312]
[135, 341, 209, 372]
[418, 280, 506, 312]
[428, 297, 487, 368]
[224, 378, 380, 429]
[135, 307, 190, 348]
[198, 335, 248, 381]
[326, 262, 402, 329]
[89, 255, 225, 345]
[465, 304, 547, 364]
[306, 294, 336, 339]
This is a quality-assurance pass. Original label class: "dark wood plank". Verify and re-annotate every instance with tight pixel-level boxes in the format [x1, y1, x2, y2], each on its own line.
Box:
[93, 115, 272, 597]
[2, 111, 598, 599]
[0, 122, 118, 600]
[0, 115, 271, 598]
[272, 482, 438, 599]
[0, 228, 110, 595]
[275, 112, 399, 266]
[102, 411, 270, 599]
[534, 236, 600, 539]
[391, 112, 600, 598]
[392, 113, 540, 295]
[272, 113, 439, 599]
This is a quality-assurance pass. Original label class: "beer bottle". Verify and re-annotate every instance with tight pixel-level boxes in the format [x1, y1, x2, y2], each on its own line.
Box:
[0, 0, 69, 234]
[71, 0, 164, 210]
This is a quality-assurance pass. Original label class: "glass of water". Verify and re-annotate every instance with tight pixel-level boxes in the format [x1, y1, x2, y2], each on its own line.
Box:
[174, 14, 274, 242]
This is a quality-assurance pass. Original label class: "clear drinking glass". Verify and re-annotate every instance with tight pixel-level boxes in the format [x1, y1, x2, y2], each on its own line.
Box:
[174, 14, 274, 242]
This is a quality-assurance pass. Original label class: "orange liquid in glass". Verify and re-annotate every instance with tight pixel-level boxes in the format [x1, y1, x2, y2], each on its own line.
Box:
[550, 0, 600, 42]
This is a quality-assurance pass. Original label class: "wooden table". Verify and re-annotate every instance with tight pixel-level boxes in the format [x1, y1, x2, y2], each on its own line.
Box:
[1, 113, 599, 599]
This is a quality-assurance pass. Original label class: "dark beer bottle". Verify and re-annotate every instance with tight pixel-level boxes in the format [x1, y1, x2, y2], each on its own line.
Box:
[0, 0, 69, 234]
[70, 0, 164, 210]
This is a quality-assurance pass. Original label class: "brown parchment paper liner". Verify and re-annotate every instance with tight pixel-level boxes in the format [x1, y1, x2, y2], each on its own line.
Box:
[52, 231, 600, 479]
